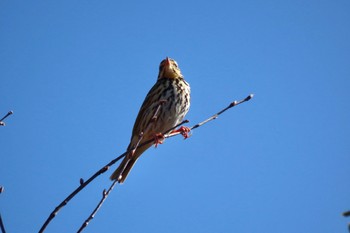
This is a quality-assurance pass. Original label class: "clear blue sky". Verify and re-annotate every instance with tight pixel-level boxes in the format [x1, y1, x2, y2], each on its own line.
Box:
[1, 1, 349, 232]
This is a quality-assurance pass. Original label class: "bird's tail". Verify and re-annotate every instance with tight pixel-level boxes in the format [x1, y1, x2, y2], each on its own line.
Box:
[110, 143, 151, 183]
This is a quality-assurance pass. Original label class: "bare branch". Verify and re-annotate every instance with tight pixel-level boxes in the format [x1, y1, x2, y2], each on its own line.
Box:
[38, 94, 253, 232]
[344, 211, 350, 217]
[191, 94, 253, 130]
[167, 94, 254, 138]
[0, 111, 13, 127]
[343, 210, 350, 233]
[77, 180, 118, 233]
[0, 214, 6, 233]
[38, 165, 112, 233]
[0, 186, 6, 233]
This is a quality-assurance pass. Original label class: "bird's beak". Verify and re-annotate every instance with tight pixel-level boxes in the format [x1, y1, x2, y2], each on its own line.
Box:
[165, 57, 171, 66]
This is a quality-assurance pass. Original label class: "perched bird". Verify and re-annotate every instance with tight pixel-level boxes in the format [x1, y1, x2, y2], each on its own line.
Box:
[110, 57, 191, 183]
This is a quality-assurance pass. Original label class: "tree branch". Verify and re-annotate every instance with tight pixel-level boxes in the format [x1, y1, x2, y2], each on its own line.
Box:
[0, 186, 6, 233]
[77, 180, 118, 233]
[38, 94, 254, 232]
[0, 111, 13, 127]
[343, 210, 350, 232]
[0, 214, 6, 233]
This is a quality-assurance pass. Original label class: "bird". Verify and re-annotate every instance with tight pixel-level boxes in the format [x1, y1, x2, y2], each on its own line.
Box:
[110, 57, 191, 183]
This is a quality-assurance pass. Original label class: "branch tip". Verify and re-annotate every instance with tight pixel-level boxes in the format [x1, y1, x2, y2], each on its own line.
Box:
[79, 178, 84, 185]
[343, 211, 350, 217]
[246, 94, 254, 101]
[0, 110, 14, 126]
[1, 111, 13, 121]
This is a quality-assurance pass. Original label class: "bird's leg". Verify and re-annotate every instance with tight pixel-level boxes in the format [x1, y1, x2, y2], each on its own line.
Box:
[170, 126, 191, 139]
[153, 133, 165, 148]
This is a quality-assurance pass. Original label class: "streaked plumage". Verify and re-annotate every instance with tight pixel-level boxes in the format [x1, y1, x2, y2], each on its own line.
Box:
[110, 57, 190, 183]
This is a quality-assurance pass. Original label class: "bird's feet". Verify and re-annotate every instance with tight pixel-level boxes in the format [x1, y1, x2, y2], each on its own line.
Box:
[171, 126, 191, 139]
[153, 133, 165, 148]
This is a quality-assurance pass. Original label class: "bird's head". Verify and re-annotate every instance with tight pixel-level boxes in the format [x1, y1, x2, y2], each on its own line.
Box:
[157, 57, 183, 80]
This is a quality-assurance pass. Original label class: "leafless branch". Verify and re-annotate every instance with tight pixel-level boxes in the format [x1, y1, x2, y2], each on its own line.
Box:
[343, 210, 350, 232]
[344, 211, 350, 217]
[0, 186, 6, 233]
[167, 94, 254, 138]
[38, 94, 254, 232]
[0, 111, 13, 127]
[0, 214, 6, 233]
[77, 180, 118, 233]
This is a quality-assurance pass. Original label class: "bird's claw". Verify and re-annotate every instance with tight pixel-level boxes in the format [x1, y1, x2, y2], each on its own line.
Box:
[171, 126, 191, 139]
[153, 133, 165, 148]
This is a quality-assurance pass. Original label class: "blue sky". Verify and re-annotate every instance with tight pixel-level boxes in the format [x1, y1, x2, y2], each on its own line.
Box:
[1, 0, 349, 232]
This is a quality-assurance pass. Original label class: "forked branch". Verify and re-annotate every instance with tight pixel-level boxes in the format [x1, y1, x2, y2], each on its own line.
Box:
[77, 180, 118, 233]
[39, 94, 254, 233]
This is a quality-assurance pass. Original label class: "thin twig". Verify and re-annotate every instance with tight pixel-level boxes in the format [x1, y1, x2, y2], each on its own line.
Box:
[0, 214, 6, 233]
[343, 211, 350, 233]
[167, 94, 254, 138]
[191, 94, 253, 130]
[0, 111, 13, 126]
[343, 211, 350, 217]
[38, 165, 111, 233]
[38, 94, 253, 232]
[0, 186, 6, 233]
[77, 180, 118, 233]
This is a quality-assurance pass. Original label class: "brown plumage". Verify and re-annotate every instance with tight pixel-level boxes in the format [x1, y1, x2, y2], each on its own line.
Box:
[110, 57, 191, 183]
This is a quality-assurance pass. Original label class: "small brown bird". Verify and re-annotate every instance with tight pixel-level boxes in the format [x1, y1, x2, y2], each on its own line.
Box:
[110, 57, 191, 183]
